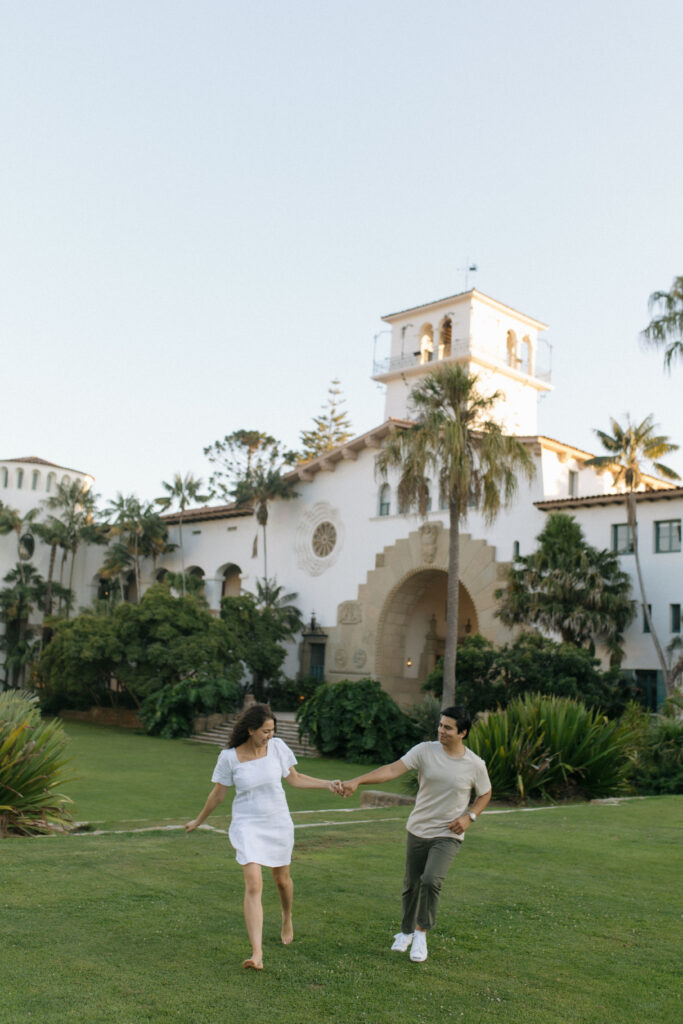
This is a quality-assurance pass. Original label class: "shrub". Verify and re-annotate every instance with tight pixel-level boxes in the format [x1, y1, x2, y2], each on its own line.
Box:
[623, 700, 683, 794]
[467, 693, 636, 802]
[296, 679, 420, 763]
[424, 633, 635, 717]
[267, 674, 321, 712]
[0, 691, 72, 836]
[137, 673, 242, 739]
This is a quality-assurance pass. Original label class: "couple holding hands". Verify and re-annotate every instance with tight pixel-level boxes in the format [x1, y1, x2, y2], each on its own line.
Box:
[185, 701, 491, 969]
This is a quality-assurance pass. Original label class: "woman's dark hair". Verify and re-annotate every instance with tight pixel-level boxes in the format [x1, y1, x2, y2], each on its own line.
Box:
[226, 703, 276, 748]
[440, 705, 472, 738]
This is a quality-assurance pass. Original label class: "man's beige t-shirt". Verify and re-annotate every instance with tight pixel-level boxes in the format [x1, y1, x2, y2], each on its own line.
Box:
[401, 741, 491, 841]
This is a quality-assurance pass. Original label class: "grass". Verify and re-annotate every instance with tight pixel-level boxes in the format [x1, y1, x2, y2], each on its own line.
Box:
[2, 722, 681, 1024]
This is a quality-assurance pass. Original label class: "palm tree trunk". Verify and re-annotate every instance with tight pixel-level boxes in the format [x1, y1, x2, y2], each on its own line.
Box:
[627, 494, 672, 696]
[262, 524, 268, 582]
[179, 514, 186, 596]
[443, 495, 461, 706]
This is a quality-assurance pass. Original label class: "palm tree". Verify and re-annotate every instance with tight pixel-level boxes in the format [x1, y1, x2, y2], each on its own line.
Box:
[496, 512, 635, 665]
[32, 516, 71, 618]
[641, 276, 683, 371]
[0, 563, 46, 686]
[254, 577, 303, 637]
[155, 474, 209, 596]
[0, 506, 39, 585]
[204, 432, 298, 582]
[45, 480, 104, 616]
[376, 364, 535, 705]
[585, 415, 680, 696]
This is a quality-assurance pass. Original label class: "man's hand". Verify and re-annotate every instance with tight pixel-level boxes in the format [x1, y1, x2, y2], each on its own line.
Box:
[448, 815, 471, 836]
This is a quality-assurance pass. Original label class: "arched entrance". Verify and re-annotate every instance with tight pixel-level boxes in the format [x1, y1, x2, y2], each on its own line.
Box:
[326, 521, 510, 705]
[375, 570, 478, 705]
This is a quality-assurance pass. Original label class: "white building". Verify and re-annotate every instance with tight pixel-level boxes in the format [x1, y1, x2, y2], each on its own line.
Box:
[1, 290, 679, 706]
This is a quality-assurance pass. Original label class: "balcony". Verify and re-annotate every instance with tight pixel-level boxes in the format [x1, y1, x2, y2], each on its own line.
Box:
[373, 337, 552, 384]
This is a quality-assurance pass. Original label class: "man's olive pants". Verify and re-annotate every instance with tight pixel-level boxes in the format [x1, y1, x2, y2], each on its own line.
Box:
[401, 831, 461, 933]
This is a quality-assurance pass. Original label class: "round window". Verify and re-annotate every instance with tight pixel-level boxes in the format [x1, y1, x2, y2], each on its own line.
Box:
[312, 521, 337, 558]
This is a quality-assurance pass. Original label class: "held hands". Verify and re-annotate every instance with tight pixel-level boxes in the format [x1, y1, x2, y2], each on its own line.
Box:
[328, 779, 344, 796]
[341, 779, 358, 798]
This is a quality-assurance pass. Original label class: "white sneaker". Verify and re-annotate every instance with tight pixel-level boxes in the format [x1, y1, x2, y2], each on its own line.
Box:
[409, 930, 428, 962]
[390, 932, 413, 952]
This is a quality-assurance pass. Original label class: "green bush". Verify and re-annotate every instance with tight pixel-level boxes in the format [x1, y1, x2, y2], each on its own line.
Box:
[137, 674, 242, 739]
[0, 691, 72, 836]
[424, 633, 635, 717]
[467, 693, 635, 802]
[267, 674, 321, 712]
[623, 701, 683, 794]
[296, 679, 420, 763]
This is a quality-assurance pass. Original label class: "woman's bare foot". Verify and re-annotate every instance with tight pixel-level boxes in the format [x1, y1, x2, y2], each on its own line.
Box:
[242, 956, 264, 970]
[281, 914, 294, 945]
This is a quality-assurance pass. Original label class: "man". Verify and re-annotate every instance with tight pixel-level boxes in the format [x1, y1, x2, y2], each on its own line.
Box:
[342, 705, 491, 963]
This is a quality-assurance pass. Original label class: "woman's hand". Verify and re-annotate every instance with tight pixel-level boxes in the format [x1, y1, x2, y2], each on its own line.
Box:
[185, 819, 200, 832]
[327, 779, 344, 795]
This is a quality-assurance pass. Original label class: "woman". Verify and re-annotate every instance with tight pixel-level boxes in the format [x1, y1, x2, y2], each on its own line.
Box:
[185, 703, 341, 970]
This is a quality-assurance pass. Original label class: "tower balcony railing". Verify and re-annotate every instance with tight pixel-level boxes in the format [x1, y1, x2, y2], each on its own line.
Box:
[372, 338, 551, 384]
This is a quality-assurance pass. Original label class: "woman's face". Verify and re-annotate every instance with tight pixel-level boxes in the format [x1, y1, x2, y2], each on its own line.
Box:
[249, 719, 275, 747]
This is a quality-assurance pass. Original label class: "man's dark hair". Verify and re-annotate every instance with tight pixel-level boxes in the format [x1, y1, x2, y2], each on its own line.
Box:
[440, 705, 472, 738]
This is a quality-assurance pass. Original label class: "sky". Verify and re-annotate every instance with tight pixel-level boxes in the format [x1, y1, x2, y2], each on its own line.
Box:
[1, 0, 682, 505]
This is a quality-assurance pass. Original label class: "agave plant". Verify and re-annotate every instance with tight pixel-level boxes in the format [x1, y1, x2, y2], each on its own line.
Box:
[469, 694, 635, 802]
[0, 690, 73, 837]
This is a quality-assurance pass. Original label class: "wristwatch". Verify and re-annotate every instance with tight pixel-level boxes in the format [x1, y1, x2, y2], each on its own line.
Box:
[468, 812, 477, 822]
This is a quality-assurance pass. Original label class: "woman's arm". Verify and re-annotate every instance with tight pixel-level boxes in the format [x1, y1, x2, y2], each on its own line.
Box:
[185, 783, 228, 832]
[342, 759, 408, 796]
[284, 768, 342, 793]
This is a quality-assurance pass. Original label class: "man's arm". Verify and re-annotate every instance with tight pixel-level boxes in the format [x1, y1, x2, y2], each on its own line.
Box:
[448, 788, 492, 836]
[342, 759, 408, 796]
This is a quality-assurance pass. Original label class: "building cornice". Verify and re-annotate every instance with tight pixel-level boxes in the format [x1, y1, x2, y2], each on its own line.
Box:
[381, 288, 548, 332]
[535, 487, 683, 511]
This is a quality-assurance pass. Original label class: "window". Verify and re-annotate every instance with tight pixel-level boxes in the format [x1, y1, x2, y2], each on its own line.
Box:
[46, 472, 55, 493]
[378, 484, 390, 517]
[568, 470, 578, 498]
[1, 467, 7, 488]
[643, 604, 652, 633]
[423, 482, 432, 514]
[31, 470, 40, 490]
[671, 604, 681, 634]
[612, 524, 633, 554]
[655, 520, 681, 553]
[512, 540, 520, 560]
[16, 468, 24, 489]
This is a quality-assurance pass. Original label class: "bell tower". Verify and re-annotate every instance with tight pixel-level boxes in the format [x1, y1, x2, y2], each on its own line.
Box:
[371, 289, 551, 435]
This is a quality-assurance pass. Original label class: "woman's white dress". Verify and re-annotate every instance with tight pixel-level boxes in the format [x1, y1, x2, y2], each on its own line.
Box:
[211, 736, 297, 867]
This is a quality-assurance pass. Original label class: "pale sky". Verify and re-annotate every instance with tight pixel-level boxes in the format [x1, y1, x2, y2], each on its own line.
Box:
[2, 0, 682, 505]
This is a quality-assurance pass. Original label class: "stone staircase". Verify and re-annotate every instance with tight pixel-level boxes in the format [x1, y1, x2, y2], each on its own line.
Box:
[189, 710, 319, 758]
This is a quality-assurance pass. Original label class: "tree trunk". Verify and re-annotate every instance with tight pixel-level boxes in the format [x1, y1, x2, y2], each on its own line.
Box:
[179, 514, 186, 596]
[262, 524, 268, 582]
[627, 493, 672, 697]
[442, 495, 461, 706]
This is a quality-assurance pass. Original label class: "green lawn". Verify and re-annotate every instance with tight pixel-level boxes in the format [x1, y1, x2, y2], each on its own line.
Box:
[2, 722, 681, 1024]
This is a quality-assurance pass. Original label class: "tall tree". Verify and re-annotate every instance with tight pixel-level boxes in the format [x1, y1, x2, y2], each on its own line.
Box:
[376, 364, 535, 705]
[299, 379, 353, 460]
[585, 415, 680, 696]
[44, 480, 104, 616]
[641, 275, 683, 371]
[204, 432, 298, 581]
[155, 474, 209, 596]
[0, 563, 46, 686]
[0, 506, 39, 584]
[496, 512, 635, 665]
[104, 495, 169, 602]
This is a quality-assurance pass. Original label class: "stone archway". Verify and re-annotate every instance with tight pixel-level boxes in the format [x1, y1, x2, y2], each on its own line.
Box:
[325, 521, 511, 706]
[374, 570, 479, 705]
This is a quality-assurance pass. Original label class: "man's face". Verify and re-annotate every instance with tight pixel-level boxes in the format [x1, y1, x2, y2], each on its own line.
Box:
[437, 715, 463, 745]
